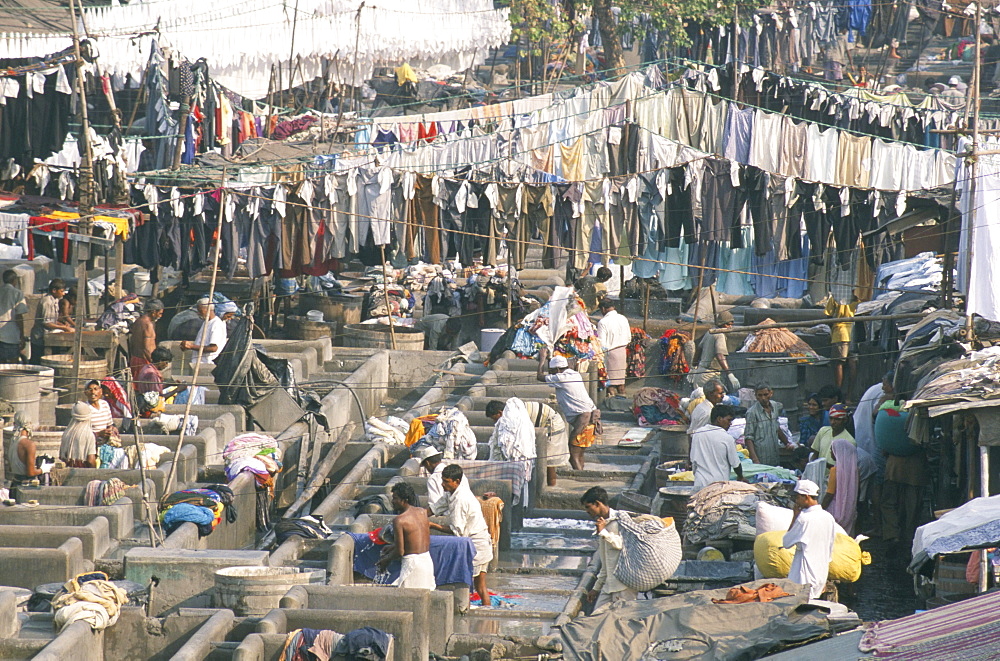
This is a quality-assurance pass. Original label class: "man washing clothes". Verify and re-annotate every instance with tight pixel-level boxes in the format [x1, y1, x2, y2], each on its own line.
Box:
[412, 443, 468, 516]
[690, 404, 744, 491]
[429, 464, 493, 606]
[783, 479, 836, 600]
[486, 397, 569, 487]
[376, 482, 435, 590]
[536, 346, 599, 470]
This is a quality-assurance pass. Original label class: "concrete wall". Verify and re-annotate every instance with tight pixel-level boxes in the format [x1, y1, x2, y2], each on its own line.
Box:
[0, 501, 134, 540]
[0, 537, 88, 589]
[125, 548, 269, 614]
[34, 620, 103, 661]
[387, 350, 453, 396]
[0, 517, 110, 560]
[279, 584, 454, 657]
[319, 349, 389, 433]
[102, 607, 235, 661]
[257, 608, 413, 661]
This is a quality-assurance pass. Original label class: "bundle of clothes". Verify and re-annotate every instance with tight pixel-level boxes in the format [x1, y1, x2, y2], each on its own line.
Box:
[274, 515, 334, 545]
[159, 484, 237, 537]
[626, 327, 651, 378]
[632, 387, 687, 427]
[487, 397, 537, 505]
[659, 329, 692, 381]
[84, 478, 130, 506]
[410, 407, 477, 460]
[223, 433, 281, 531]
[683, 481, 795, 545]
[363, 416, 410, 445]
[96, 293, 142, 332]
[279, 626, 392, 661]
[361, 281, 414, 320]
[51, 572, 128, 633]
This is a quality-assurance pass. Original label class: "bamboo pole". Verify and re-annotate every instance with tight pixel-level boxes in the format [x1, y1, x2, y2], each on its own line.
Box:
[709, 313, 926, 334]
[379, 245, 397, 350]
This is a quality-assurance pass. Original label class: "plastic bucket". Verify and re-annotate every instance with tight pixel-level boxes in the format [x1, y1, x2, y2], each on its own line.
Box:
[480, 328, 505, 353]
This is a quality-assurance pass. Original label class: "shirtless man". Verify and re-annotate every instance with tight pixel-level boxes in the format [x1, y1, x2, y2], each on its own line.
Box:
[376, 482, 435, 590]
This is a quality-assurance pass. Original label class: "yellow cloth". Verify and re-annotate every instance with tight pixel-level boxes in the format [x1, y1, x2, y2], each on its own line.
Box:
[825, 298, 857, 344]
[395, 62, 418, 86]
[669, 470, 694, 481]
[43, 211, 130, 239]
[405, 415, 437, 447]
[754, 530, 872, 583]
[478, 495, 504, 548]
[559, 138, 585, 180]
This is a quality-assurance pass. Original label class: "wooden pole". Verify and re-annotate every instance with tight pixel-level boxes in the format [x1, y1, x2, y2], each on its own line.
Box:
[967, 0, 983, 340]
[709, 313, 927, 334]
[506, 260, 514, 328]
[68, 0, 94, 403]
[642, 280, 650, 332]
[171, 96, 191, 169]
[379, 245, 397, 350]
[162, 169, 226, 496]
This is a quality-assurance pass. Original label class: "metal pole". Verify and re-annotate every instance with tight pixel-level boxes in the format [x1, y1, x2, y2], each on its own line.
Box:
[379, 244, 397, 350]
[162, 170, 226, 497]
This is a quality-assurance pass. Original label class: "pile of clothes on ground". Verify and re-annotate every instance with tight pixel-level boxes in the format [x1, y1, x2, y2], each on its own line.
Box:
[683, 481, 795, 545]
[274, 515, 334, 545]
[279, 626, 392, 661]
[400, 408, 477, 459]
[158, 484, 237, 537]
[84, 478, 130, 506]
[418, 407, 477, 460]
[51, 571, 128, 633]
[493, 287, 605, 373]
[363, 416, 410, 444]
[632, 387, 687, 427]
[361, 281, 414, 320]
[223, 433, 281, 531]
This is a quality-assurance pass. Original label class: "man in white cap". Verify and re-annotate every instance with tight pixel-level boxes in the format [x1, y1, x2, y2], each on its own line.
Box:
[180, 297, 227, 371]
[536, 346, 598, 470]
[782, 479, 836, 600]
[412, 443, 468, 516]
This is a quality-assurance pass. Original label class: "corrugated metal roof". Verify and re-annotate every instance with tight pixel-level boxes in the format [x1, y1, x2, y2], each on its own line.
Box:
[0, 0, 71, 35]
[763, 630, 865, 660]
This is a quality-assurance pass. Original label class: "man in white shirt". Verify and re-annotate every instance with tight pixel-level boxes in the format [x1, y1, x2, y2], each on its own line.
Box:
[581, 486, 634, 611]
[413, 444, 467, 516]
[429, 464, 493, 606]
[596, 298, 631, 397]
[181, 297, 227, 371]
[782, 479, 836, 600]
[690, 404, 744, 491]
[688, 379, 726, 437]
[0, 270, 27, 363]
[537, 347, 599, 470]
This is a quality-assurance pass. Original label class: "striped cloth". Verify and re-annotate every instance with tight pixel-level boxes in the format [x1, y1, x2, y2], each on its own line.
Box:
[451, 460, 527, 507]
[859, 590, 1000, 654]
[860, 620, 1000, 660]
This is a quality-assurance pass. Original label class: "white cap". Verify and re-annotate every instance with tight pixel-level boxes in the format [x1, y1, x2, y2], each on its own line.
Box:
[949, 75, 962, 86]
[549, 355, 569, 369]
[793, 480, 820, 497]
[196, 297, 212, 306]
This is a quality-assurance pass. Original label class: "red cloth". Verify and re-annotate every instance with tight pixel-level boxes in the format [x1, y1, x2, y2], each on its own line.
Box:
[712, 583, 793, 604]
[28, 216, 71, 262]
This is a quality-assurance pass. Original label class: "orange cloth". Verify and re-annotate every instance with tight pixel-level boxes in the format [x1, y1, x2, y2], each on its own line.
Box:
[478, 496, 504, 548]
[571, 424, 597, 448]
[711, 583, 792, 604]
[404, 415, 438, 447]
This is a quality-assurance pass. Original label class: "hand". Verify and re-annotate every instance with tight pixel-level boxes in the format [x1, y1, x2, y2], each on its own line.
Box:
[375, 557, 389, 572]
[586, 589, 599, 603]
[481, 491, 497, 500]
[595, 517, 607, 533]
[179, 341, 191, 351]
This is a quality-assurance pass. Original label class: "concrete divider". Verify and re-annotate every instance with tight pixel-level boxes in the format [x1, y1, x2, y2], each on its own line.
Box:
[104, 607, 235, 661]
[57, 468, 167, 506]
[231, 633, 281, 661]
[0, 500, 134, 540]
[33, 620, 103, 661]
[257, 608, 412, 661]
[0, 589, 20, 638]
[0, 516, 110, 560]
[279, 584, 454, 656]
[0, 537, 87, 589]
[125, 548, 270, 614]
[19, 482, 155, 523]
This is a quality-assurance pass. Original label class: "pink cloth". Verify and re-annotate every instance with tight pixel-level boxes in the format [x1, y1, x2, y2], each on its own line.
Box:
[827, 437, 859, 535]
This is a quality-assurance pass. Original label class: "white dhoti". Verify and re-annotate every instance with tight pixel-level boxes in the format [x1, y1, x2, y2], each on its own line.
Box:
[470, 532, 494, 575]
[393, 551, 436, 590]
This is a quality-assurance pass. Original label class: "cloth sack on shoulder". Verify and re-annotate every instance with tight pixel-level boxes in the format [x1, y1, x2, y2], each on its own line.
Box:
[613, 513, 683, 591]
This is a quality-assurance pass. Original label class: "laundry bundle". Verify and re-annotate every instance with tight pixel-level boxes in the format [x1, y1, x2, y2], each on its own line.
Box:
[223, 433, 282, 486]
[363, 416, 410, 445]
[51, 572, 128, 633]
[274, 515, 334, 544]
[632, 388, 687, 428]
[423, 407, 477, 460]
[84, 478, 130, 506]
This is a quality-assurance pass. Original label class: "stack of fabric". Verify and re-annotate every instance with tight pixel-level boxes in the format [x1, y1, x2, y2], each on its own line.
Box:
[279, 627, 344, 661]
[51, 572, 128, 633]
[159, 484, 236, 536]
[632, 388, 686, 427]
[363, 416, 409, 444]
[274, 515, 334, 544]
[423, 407, 477, 460]
[84, 478, 130, 506]
[737, 319, 820, 358]
[683, 481, 795, 545]
[223, 433, 282, 488]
